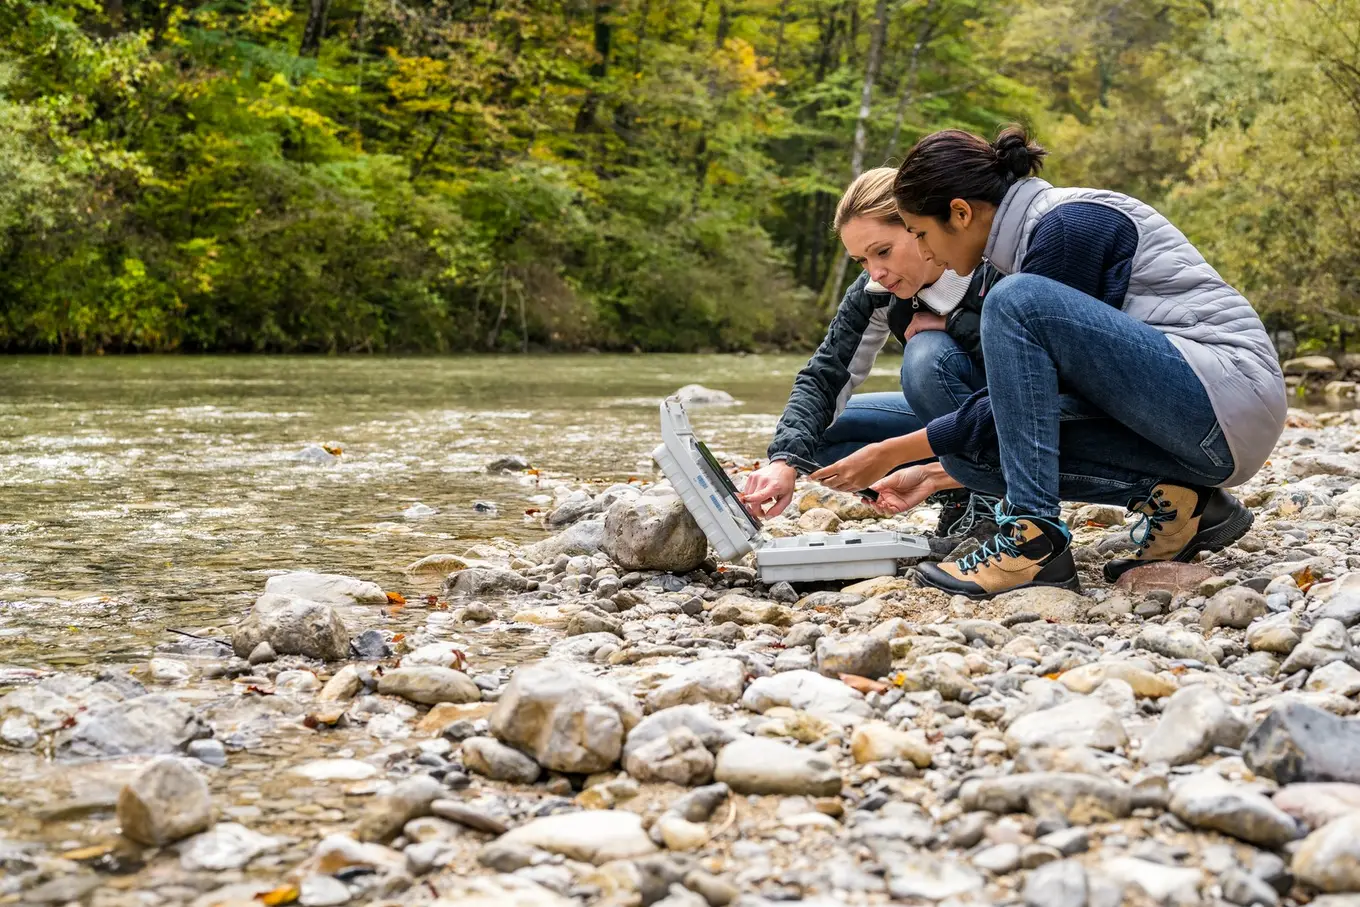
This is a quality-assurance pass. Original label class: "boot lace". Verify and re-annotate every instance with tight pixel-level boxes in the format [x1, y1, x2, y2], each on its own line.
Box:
[958, 504, 1068, 574]
[953, 493, 1002, 536]
[1128, 489, 1177, 557]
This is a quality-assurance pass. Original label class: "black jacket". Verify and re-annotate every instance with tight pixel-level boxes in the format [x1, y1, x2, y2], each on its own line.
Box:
[767, 265, 996, 473]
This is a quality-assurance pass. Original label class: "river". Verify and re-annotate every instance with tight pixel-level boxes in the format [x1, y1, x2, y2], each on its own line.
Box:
[0, 354, 905, 673]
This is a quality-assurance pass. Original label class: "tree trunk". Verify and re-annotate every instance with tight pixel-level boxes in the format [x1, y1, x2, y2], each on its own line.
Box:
[772, 0, 790, 68]
[885, 0, 937, 160]
[631, 0, 651, 72]
[575, 1, 613, 133]
[826, 0, 890, 309]
[300, 0, 331, 57]
[715, 2, 730, 46]
[103, 0, 124, 33]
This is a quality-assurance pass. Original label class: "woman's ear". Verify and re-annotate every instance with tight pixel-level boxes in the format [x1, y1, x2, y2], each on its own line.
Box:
[950, 198, 974, 229]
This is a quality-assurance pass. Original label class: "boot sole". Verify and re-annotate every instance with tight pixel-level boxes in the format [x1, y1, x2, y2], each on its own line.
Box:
[1103, 501, 1255, 583]
[915, 570, 1082, 601]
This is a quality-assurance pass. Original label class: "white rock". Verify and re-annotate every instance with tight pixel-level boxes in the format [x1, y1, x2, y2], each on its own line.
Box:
[178, 822, 280, 871]
[887, 855, 984, 900]
[496, 810, 658, 865]
[1292, 814, 1360, 892]
[713, 736, 841, 796]
[1169, 772, 1301, 847]
[290, 759, 379, 781]
[674, 384, 737, 406]
[264, 571, 387, 605]
[1005, 698, 1128, 752]
[401, 644, 469, 669]
[299, 875, 351, 907]
[491, 662, 642, 774]
[117, 758, 213, 846]
[1139, 685, 1249, 766]
[1306, 661, 1360, 697]
[231, 593, 350, 661]
[1101, 857, 1202, 905]
[741, 670, 871, 724]
[148, 658, 192, 684]
[645, 659, 746, 712]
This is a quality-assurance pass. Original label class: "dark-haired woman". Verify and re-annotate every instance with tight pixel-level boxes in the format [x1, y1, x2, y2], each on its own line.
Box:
[811, 126, 1286, 599]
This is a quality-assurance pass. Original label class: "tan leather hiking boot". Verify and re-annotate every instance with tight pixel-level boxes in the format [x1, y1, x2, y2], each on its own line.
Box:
[1103, 483, 1254, 583]
[916, 505, 1078, 600]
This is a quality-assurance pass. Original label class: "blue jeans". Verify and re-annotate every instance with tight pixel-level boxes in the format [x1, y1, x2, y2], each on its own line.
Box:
[941, 274, 1234, 516]
[814, 331, 984, 466]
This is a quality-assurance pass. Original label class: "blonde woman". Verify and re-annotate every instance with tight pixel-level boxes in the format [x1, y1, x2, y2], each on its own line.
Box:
[741, 168, 999, 540]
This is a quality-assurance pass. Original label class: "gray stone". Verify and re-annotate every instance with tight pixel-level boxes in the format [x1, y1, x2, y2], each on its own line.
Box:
[491, 662, 642, 774]
[299, 875, 352, 907]
[1135, 624, 1218, 664]
[1169, 772, 1301, 847]
[263, 571, 386, 605]
[675, 384, 736, 405]
[602, 492, 708, 573]
[117, 758, 213, 846]
[1243, 702, 1360, 784]
[994, 586, 1093, 623]
[1100, 857, 1202, 905]
[624, 706, 735, 761]
[959, 773, 1133, 824]
[430, 798, 509, 835]
[669, 783, 731, 823]
[713, 736, 841, 796]
[624, 726, 715, 786]
[445, 567, 531, 597]
[646, 659, 746, 712]
[1248, 612, 1305, 655]
[972, 842, 1021, 874]
[1306, 661, 1360, 697]
[741, 670, 871, 722]
[1140, 685, 1249, 766]
[1292, 814, 1360, 893]
[1203, 587, 1269, 630]
[356, 774, 445, 842]
[1038, 827, 1090, 856]
[784, 623, 824, 649]
[547, 490, 600, 527]
[461, 736, 541, 784]
[1023, 859, 1088, 907]
[816, 635, 891, 679]
[566, 609, 623, 638]
[1005, 698, 1128, 752]
[232, 593, 350, 661]
[546, 632, 620, 662]
[524, 519, 606, 565]
[887, 856, 984, 901]
[495, 810, 658, 865]
[57, 695, 209, 759]
[1281, 618, 1355, 675]
[1222, 868, 1281, 907]
[377, 667, 481, 705]
[1274, 782, 1360, 831]
[247, 641, 276, 665]
[1316, 588, 1360, 628]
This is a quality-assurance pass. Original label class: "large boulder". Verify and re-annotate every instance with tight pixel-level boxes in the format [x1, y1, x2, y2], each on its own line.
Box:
[602, 492, 707, 573]
[231, 594, 349, 661]
[1243, 702, 1360, 784]
[263, 572, 386, 605]
[491, 662, 643, 774]
[523, 519, 606, 566]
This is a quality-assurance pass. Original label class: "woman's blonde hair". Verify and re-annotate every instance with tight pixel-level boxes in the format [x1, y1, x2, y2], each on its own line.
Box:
[833, 167, 902, 233]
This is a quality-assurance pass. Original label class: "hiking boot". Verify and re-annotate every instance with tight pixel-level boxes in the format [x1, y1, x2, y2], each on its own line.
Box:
[926, 490, 1002, 558]
[916, 502, 1079, 599]
[1103, 483, 1254, 583]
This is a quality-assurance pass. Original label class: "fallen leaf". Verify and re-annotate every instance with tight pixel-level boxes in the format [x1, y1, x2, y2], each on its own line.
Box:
[385, 591, 406, 607]
[1043, 672, 1062, 681]
[1292, 565, 1318, 593]
[391, 633, 406, 643]
[839, 673, 889, 694]
[322, 445, 342, 456]
[256, 885, 299, 905]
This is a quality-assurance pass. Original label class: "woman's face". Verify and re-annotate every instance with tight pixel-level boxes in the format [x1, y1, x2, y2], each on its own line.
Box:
[899, 200, 992, 274]
[840, 217, 944, 298]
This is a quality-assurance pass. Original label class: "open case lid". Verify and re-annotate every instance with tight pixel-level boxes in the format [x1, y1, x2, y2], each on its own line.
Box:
[650, 398, 762, 561]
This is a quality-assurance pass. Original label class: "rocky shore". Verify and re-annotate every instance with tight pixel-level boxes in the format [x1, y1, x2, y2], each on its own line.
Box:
[2, 405, 1360, 907]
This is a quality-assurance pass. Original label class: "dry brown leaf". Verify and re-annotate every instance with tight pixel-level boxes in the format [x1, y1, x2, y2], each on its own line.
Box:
[256, 886, 299, 905]
[322, 445, 342, 456]
[385, 591, 406, 608]
[1292, 565, 1318, 593]
[60, 844, 115, 861]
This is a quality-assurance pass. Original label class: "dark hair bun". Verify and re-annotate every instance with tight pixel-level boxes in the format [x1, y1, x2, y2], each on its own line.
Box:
[992, 125, 1047, 179]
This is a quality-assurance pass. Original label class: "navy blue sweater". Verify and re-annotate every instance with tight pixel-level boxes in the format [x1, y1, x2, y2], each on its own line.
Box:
[924, 202, 1139, 458]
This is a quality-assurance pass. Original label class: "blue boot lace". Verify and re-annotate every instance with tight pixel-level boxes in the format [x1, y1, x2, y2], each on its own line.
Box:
[1127, 488, 1177, 557]
[957, 504, 1070, 574]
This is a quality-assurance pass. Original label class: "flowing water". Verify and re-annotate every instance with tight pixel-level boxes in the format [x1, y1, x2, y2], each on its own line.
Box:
[0, 354, 904, 674]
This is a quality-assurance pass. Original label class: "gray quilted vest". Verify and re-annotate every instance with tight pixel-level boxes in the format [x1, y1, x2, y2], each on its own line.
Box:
[984, 178, 1286, 486]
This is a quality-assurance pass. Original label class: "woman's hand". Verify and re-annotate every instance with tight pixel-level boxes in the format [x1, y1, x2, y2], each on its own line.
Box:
[903, 311, 947, 344]
[869, 463, 961, 514]
[739, 460, 798, 518]
[809, 443, 900, 493]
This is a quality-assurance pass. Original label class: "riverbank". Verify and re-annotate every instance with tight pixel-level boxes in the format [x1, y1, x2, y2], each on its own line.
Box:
[2, 400, 1359, 906]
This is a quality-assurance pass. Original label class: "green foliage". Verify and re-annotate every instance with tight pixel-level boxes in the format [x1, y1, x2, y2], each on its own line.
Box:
[0, 0, 1354, 352]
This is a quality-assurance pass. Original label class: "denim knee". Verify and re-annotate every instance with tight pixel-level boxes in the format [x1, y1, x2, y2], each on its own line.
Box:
[981, 273, 1053, 332]
[899, 330, 957, 389]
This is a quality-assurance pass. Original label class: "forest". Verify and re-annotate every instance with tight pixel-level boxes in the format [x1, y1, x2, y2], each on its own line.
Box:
[1, 0, 1357, 354]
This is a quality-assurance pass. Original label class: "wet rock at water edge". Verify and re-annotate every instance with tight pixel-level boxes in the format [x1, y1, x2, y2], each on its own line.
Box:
[376, 666, 481, 705]
[1243, 702, 1360, 784]
[263, 571, 387, 605]
[356, 774, 446, 843]
[490, 661, 642, 774]
[58, 695, 210, 759]
[445, 567, 532, 597]
[674, 384, 737, 406]
[712, 736, 841, 796]
[523, 519, 606, 566]
[177, 822, 281, 871]
[231, 593, 350, 661]
[602, 491, 709, 574]
[117, 758, 214, 846]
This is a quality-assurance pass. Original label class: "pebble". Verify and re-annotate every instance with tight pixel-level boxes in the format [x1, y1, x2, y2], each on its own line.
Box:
[850, 722, 932, 767]
[1004, 698, 1129, 752]
[461, 736, 542, 784]
[298, 875, 351, 907]
[1140, 685, 1249, 766]
[117, 758, 213, 846]
[376, 666, 481, 705]
[178, 822, 280, 871]
[1135, 624, 1219, 664]
[1292, 813, 1360, 893]
[959, 773, 1132, 824]
[231, 593, 350, 661]
[1169, 771, 1301, 847]
[816, 635, 891, 679]
[355, 774, 445, 843]
[645, 658, 746, 711]
[624, 726, 716, 786]
[1280, 618, 1356, 674]
[1243, 702, 1360, 783]
[495, 810, 658, 864]
[1023, 859, 1088, 907]
[741, 670, 871, 722]
[1202, 586, 1269, 630]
